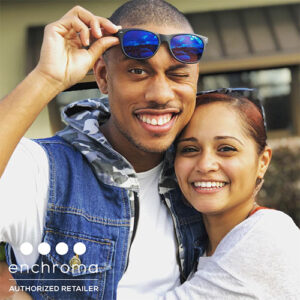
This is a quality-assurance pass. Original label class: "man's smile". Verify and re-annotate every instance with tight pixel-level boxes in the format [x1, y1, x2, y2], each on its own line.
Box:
[134, 108, 181, 133]
[137, 113, 173, 126]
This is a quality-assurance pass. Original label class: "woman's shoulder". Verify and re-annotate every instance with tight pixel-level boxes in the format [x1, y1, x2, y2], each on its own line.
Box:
[236, 208, 298, 237]
[249, 208, 299, 236]
[215, 208, 300, 259]
[253, 207, 298, 224]
[210, 209, 300, 299]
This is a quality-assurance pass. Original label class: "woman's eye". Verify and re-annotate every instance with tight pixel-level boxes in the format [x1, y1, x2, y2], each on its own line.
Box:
[180, 147, 198, 154]
[219, 146, 237, 152]
[129, 68, 146, 75]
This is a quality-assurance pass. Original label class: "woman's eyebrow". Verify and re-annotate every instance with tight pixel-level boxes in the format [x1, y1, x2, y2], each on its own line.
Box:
[177, 136, 244, 145]
[177, 137, 198, 143]
[215, 136, 244, 145]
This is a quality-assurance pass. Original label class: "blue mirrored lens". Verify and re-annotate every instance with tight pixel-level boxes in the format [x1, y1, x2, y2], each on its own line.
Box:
[122, 30, 159, 59]
[170, 35, 204, 63]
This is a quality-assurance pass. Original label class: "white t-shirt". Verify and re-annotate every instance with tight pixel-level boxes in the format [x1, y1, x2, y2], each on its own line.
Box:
[0, 138, 49, 267]
[160, 209, 300, 300]
[117, 162, 180, 300]
[0, 138, 180, 299]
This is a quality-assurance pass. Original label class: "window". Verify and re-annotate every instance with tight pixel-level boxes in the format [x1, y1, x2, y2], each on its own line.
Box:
[200, 68, 292, 131]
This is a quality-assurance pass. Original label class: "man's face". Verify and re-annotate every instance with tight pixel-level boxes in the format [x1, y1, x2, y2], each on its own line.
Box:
[96, 24, 199, 155]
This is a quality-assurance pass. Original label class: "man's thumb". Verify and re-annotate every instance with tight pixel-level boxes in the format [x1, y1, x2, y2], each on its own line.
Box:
[88, 36, 120, 66]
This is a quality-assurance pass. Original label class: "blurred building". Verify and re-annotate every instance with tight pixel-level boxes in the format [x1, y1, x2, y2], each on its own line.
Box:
[1, 0, 300, 138]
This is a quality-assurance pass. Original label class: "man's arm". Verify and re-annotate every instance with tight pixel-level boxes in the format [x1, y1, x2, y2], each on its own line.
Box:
[0, 6, 120, 177]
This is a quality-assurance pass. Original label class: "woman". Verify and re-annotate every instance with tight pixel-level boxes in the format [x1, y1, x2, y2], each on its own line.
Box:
[160, 88, 300, 299]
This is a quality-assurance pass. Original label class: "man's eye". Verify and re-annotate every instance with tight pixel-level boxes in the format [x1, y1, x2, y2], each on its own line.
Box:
[170, 73, 189, 78]
[219, 146, 237, 152]
[129, 68, 146, 75]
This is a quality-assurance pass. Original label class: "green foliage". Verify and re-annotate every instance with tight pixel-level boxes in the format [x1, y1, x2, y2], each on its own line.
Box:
[0, 242, 6, 261]
[258, 139, 300, 227]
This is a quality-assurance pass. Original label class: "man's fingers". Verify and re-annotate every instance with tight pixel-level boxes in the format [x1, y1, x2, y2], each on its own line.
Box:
[88, 36, 120, 65]
[75, 7, 120, 34]
[37, 6, 121, 87]
[49, 16, 90, 47]
[63, 6, 120, 38]
[90, 18, 103, 39]
[95, 16, 121, 34]
[69, 17, 91, 46]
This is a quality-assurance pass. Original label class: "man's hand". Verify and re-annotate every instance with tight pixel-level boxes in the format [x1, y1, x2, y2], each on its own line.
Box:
[0, 6, 120, 177]
[35, 5, 120, 91]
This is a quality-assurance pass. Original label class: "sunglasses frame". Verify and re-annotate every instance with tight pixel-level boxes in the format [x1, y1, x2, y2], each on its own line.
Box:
[196, 88, 267, 130]
[115, 28, 208, 64]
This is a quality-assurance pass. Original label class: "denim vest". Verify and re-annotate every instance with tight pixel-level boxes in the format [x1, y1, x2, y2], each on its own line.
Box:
[6, 136, 206, 300]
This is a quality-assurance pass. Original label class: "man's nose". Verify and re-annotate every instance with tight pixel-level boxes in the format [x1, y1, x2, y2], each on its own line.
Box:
[194, 150, 219, 174]
[144, 74, 175, 105]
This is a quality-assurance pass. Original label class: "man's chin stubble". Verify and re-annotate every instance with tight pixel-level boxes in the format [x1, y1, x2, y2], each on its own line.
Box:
[120, 127, 171, 154]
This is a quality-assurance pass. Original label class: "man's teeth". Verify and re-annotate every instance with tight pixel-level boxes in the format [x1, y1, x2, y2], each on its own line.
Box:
[138, 114, 172, 126]
[193, 182, 226, 188]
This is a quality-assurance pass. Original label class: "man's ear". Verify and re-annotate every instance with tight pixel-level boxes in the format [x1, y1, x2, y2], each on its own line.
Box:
[93, 56, 108, 94]
[257, 146, 272, 179]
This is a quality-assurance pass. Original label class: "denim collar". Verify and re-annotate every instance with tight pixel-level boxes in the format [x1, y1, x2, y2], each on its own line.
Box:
[58, 97, 176, 191]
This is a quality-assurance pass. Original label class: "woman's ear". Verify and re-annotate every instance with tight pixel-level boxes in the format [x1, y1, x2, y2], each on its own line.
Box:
[257, 146, 272, 180]
[93, 56, 108, 94]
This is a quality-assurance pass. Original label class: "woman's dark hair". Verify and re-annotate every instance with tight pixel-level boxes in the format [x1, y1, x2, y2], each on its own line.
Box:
[195, 92, 267, 154]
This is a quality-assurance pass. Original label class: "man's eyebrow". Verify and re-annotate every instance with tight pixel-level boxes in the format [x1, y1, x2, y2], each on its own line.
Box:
[177, 137, 198, 143]
[120, 56, 150, 65]
[215, 136, 244, 145]
[120, 56, 190, 71]
[120, 55, 133, 62]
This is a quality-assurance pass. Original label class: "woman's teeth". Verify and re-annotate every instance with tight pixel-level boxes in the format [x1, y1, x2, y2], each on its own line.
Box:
[193, 181, 226, 188]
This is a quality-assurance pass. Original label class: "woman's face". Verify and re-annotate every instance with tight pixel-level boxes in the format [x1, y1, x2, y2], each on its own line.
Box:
[175, 102, 270, 215]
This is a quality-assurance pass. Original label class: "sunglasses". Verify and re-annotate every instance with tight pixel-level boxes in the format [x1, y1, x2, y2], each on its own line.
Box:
[197, 88, 267, 129]
[115, 28, 208, 64]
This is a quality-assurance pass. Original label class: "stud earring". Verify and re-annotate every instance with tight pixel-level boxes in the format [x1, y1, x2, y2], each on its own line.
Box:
[253, 177, 264, 198]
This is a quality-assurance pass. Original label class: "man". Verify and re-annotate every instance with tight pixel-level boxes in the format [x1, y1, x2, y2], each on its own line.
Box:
[0, 1, 207, 299]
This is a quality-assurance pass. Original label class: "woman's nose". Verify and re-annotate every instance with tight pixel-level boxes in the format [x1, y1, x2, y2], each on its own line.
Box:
[194, 151, 219, 173]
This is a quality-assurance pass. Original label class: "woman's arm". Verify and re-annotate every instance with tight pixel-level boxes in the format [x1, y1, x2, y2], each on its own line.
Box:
[159, 258, 256, 300]
[0, 262, 32, 300]
[160, 210, 300, 300]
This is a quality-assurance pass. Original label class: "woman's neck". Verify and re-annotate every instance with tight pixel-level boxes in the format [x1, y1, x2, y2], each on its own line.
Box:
[203, 200, 258, 256]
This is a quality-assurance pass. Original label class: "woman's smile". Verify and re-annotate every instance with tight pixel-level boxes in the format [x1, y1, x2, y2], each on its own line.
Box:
[191, 180, 228, 194]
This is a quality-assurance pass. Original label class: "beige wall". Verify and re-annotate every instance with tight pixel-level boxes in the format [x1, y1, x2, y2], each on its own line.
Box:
[1, 0, 299, 138]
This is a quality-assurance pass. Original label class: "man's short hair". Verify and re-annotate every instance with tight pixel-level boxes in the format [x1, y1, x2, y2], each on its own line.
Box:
[109, 0, 193, 31]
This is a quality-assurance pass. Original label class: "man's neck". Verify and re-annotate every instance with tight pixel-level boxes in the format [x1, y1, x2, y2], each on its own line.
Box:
[100, 121, 164, 173]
